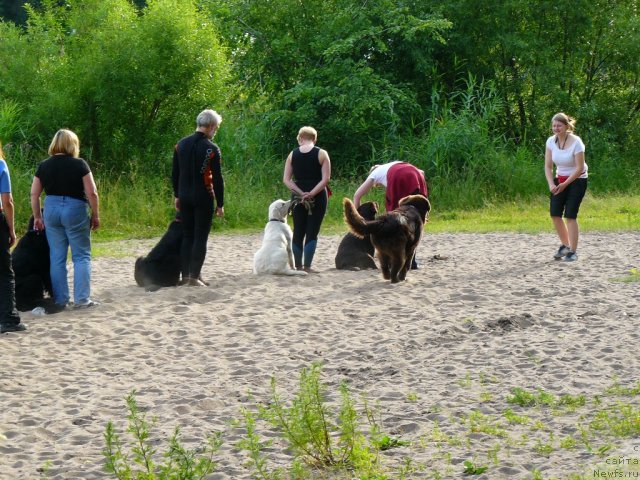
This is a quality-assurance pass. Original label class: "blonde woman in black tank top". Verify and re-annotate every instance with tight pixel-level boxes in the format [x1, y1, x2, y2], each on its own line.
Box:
[283, 126, 331, 272]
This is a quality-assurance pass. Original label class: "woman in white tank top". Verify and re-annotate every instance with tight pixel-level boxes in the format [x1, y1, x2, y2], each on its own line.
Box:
[543, 112, 588, 262]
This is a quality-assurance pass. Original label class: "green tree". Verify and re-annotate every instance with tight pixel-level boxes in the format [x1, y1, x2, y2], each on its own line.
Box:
[0, 0, 229, 171]
[0, 0, 40, 24]
[426, 0, 640, 150]
[208, 0, 450, 170]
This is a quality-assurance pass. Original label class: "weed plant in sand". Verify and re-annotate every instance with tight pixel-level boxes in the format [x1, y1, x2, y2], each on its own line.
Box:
[103, 372, 640, 479]
[462, 459, 488, 475]
[258, 363, 384, 478]
[603, 381, 640, 396]
[612, 268, 640, 283]
[235, 363, 410, 479]
[413, 379, 640, 478]
[406, 392, 419, 402]
[502, 408, 530, 425]
[235, 407, 288, 480]
[103, 391, 222, 479]
[507, 387, 586, 412]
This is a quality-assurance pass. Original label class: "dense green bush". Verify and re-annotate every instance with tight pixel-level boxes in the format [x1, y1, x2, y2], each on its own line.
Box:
[0, 0, 228, 171]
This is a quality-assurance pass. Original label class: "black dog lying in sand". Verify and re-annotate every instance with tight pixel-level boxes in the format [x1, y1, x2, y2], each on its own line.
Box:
[335, 201, 378, 270]
[134, 214, 183, 291]
[11, 216, 58, 312]
[134, 213, 210, 291]
[343, 194, 431, 283]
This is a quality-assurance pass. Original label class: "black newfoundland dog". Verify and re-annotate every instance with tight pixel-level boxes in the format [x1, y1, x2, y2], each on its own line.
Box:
[134, 213, 211, 290]
[11, 216, 58, 312]
[134, 214, 183, 291]
[343, 195, 431, 283]
[334, 201, 378, 271]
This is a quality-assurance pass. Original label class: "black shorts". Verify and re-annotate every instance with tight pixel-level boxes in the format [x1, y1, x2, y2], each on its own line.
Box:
[550, 178, 588, 219]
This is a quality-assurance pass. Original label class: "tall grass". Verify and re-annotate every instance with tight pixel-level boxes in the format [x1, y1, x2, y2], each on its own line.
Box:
[8, 152, 638, 241]
[4, 75, 639, 240]
[359, 77, 544, 211]
[0, 99, 26, 142]
[6, 143, 179, 240]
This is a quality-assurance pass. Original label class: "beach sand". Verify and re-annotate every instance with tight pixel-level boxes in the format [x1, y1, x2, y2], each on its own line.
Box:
[1, 231, 639, 479]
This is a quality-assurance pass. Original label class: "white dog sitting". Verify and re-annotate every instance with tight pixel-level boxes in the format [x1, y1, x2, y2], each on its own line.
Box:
[253, 199, 307, 276]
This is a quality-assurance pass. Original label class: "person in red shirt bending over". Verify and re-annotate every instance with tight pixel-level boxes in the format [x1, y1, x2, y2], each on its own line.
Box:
[353, 161, 428, 269]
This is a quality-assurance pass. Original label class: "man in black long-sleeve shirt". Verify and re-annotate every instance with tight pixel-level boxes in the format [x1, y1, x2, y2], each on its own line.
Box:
[172, 109, 224, 286]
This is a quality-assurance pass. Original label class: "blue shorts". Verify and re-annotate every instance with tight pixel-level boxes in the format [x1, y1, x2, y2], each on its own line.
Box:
[550, 178, 588, 219]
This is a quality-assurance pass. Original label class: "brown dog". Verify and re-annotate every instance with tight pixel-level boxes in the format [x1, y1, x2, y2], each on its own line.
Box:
[334, 201, 378, 270]
[343, 195, 431, 283]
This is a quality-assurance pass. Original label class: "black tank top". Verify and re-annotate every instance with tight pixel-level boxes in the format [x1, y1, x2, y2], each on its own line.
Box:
[291, 146, 321, 191]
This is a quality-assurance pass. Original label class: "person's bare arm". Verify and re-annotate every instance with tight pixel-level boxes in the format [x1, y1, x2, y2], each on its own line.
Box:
[82, 172, 100, 230]
[353, 177, 375, 208]
[306, 149, 331, 199]
[283, 152, 305, 196]
[30, 176, 45, 231]
[1, 191, 16, 247]
[544, 147, 556, 193]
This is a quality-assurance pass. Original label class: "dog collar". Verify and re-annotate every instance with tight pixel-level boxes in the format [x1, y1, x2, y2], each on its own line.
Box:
[269, 219, 285, 223]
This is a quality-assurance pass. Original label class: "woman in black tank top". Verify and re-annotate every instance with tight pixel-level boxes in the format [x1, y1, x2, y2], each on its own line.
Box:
[283, 126, 331, 272]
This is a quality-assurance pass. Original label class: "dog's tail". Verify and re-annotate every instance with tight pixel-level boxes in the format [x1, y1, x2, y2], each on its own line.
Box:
[343, 198, 373, 239]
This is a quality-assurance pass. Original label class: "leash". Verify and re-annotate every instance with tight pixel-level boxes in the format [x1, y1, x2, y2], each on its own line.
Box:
[291, 194, 314, 215]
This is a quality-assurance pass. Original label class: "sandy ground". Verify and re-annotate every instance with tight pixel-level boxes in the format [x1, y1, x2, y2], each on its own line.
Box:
[1, 230, 639, 479]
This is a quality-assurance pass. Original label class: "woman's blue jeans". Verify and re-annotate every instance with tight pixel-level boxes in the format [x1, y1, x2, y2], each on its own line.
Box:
[44, 196, 92, 305]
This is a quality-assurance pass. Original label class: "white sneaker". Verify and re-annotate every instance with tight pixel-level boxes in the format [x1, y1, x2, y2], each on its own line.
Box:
[554, 245, 571, 259]
[73, 300, 100, 309]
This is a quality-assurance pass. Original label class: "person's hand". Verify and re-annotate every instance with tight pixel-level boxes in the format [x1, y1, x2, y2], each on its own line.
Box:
[216, 206, 224, 217]
[91, 215, 100, 231]
[34, 218, 45, 232]
[301, 192, 312, 201]
[551, 182, 568, 195]
[8, 229, 16, 248]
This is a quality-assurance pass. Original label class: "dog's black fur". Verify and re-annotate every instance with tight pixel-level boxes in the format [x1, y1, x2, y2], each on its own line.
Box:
[134, 216, 183, 291]
[343, 195, 431, 283]
[335, 201, 378, 271]
[12, 216, 56, 312]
